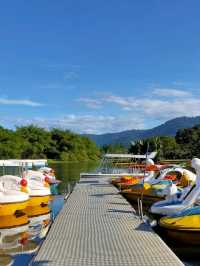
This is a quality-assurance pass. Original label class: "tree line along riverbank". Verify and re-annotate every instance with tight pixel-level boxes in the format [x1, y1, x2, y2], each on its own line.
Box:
[0, 124, 200, 162]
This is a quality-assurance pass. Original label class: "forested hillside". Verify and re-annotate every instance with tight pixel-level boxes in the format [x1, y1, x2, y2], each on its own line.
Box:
[86, 116, 200, 146]
[0, 125, 100, 161]
[129, 124, 200, 160]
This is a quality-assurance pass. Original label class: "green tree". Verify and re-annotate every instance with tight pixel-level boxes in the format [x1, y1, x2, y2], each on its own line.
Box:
[101, 144, 127, 154]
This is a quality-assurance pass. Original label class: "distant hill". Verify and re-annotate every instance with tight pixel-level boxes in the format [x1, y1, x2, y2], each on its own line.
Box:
[86, 116, 200, 146]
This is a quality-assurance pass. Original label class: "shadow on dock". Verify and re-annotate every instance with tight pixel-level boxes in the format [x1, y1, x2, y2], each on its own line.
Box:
[90, 183, 112, 187]
[107, 208, 136, 214]
[108, 202, 129, 206]
[90, 192, 117, 197]
[79, 180, 99, 184]
[135, 223, 153, 232]
[32, 260, 50, 266]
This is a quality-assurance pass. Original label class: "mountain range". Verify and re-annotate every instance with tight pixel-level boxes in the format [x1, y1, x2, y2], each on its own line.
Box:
[86, 116, 200, 146]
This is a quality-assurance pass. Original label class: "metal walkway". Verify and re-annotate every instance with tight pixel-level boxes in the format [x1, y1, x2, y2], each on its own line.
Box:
[32, 177, 183, 266]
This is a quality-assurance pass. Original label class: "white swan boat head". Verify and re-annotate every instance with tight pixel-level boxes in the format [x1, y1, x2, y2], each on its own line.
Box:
[0, 176, 29, 216]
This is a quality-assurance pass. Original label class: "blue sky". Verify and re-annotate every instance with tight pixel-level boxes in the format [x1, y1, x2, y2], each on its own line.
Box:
[0, 0, 200, 134]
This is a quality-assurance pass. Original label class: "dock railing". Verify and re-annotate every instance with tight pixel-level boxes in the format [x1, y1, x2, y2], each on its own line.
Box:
[64, 179, 78, 200]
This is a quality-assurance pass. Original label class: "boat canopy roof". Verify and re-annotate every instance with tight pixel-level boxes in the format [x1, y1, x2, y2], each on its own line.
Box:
[103, 152, 157, 160]
[0, 159, 47, 167]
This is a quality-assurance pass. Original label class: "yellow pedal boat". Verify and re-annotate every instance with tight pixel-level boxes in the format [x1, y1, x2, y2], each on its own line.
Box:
[159, 206, 200, 245]
[112, 159, 157, 189]
[25, 204, 50, 219]
[0, 176, 29, 216]
[112, 176, 142, 190]
[121, 182, 165, 205]
[121, 167, 195, 207]
[0, 212, 29, 229]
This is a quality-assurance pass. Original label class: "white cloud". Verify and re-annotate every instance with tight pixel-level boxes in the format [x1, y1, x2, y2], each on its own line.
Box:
[131, 98, 200, 120]
[103, 94, 200, 120]
[152, 88, 191, 97]
[76, 89, 200, 129]
[0, 98, 43, 107]
[1, 86, 199, 134]
[104, 95, 136, 109]
[77, 98, 102, 109]
[4, 94, 200, 134]
[8, 115, 144, 134]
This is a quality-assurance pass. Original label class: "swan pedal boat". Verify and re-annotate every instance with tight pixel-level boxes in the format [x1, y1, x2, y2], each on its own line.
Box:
[112, 159, 158, 189]
[121, 182, 165, 206]
[121, 167, 195, 207]
[23, 171, 51, 206]
[159, 206, 200, 245]
[25, 204, 51, 221]
[150, 158, 200, 218]
[112, 175, 145, 190]
[39, 167, 61, 185]
[0, 176, 29, 216]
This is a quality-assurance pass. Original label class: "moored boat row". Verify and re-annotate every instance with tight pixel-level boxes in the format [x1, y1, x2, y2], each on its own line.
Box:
[0, 160, 61, 265]
[0, 161, 61, 216]
[110, 156, 200, 245]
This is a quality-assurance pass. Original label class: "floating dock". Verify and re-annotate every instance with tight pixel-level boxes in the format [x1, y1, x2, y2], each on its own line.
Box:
[32, 176, 183, 266]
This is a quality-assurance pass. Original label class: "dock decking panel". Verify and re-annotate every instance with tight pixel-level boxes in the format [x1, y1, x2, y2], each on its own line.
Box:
[32, 177, 183, 266]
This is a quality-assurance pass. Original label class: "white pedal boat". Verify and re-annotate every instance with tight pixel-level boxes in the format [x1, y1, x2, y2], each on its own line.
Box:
[150, 158, 200, 217]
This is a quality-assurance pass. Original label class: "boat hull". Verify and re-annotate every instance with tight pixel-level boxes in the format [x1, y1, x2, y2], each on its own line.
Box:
[0, 213, 29, 229]
[0, 200, 29, 216]
[28, 195, 50, 207]
[160, 214, 200, 245]
[115, 179, 141, 190]
[161, 227, 200, 245]
[121, 190, 164, 206]
[25, 204, 50, 218]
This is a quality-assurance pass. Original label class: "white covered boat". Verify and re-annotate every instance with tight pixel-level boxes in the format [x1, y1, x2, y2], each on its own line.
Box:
[80, 152, 157, 179]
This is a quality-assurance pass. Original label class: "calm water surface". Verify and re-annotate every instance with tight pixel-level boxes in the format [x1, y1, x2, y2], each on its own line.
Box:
[49, 161, 99, 194]
[0, 161, 98, 266]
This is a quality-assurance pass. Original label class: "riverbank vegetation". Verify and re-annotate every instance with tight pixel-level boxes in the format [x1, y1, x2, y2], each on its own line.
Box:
[129, 124, 200, 160]
[0, 125, 100, 161]
[0, 123, 199, 161]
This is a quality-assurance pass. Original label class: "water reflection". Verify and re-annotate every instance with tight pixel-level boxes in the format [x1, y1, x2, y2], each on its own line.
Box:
[0, 213, 36, 266]
[0, 254, 13, 266]
[26, 205, 51, 241]
[49, 161, 99, 193]
[0, 204, 52, 265]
